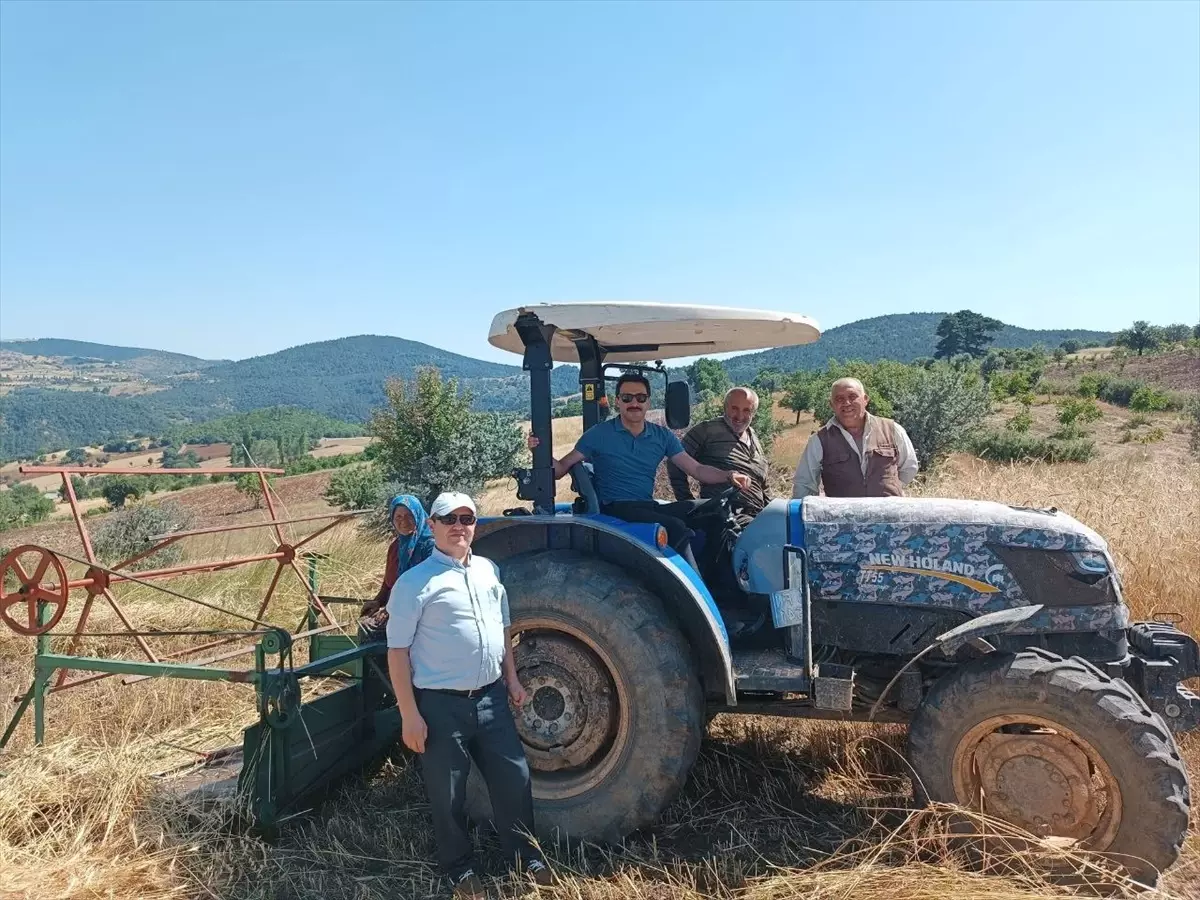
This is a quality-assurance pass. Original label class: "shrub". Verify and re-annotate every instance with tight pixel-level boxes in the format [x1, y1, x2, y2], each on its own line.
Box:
[989, 370, 1033, 400]
[92, 501, 194, 571]
[325, 464, 387, 512]
[1129, 386, 1171, 412]
[969, 430, 1096, 463]
[1057, 398, 1102, 426]
[1137, 427, 1166, 445]
[1187, 398, 1200, 455]
[892, 364, 992, 469]
[1052, 423, 1087, 441]
[1126, 413, 1151, 429]
[0, 483, 55, 531]
[1006, 406, 1033, 433]
[1076, 373, 1111, 399]
[1097, 377, 1144, 406]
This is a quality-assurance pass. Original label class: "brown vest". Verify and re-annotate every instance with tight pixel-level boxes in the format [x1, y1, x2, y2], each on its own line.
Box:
[817, 414, 904, 498]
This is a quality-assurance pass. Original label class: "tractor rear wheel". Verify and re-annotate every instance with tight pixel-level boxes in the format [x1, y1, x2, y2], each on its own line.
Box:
[466, 550, 704, 843]
[908, 648, 1190, 887]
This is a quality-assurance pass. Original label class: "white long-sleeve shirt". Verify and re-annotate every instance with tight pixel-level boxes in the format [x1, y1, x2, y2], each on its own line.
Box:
[791, 415, 919, 498]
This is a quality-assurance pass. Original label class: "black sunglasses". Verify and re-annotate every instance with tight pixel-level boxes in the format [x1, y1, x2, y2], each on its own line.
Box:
[618, 392, 649, 403]
[434, 513, 477, 526]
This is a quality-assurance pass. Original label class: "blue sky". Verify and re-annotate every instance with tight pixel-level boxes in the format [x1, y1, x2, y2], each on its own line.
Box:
[1, 0, 1197, 364]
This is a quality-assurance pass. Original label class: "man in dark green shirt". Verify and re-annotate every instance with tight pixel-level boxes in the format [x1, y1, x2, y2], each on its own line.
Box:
[667, 386, 772, 517]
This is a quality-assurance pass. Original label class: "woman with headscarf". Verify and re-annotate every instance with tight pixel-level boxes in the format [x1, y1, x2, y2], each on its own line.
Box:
[360, 494, 435, 630]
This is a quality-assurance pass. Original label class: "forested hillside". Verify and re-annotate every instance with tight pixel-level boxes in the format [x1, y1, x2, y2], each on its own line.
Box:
[0, 315, 1111, 460]
[724, 313, 1112, 382]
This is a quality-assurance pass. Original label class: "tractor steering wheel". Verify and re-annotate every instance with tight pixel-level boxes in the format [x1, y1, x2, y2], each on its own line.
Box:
[687, 484, 740, 521]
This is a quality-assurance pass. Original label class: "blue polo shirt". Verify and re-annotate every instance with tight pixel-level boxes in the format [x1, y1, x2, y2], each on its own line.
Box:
[574, 417, 686, 504]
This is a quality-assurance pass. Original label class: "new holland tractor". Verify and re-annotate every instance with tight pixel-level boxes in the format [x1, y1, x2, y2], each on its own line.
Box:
[466, 302, 1197, 887]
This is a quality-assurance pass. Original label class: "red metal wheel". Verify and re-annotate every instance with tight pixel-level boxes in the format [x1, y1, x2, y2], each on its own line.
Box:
[0, 545, 69, 636]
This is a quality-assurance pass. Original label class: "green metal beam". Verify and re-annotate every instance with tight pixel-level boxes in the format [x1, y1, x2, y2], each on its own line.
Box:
[0, 682, 35, 750]
[35, 653, 260, 684]
[291, 640, 384, 678]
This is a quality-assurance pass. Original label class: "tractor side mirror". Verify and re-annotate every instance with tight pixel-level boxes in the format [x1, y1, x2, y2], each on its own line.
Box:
[665, 380, 691, 430]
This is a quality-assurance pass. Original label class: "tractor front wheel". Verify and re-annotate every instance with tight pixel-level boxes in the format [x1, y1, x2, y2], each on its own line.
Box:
[908, 648, 1190, 887]
[466, 550, 704, 843]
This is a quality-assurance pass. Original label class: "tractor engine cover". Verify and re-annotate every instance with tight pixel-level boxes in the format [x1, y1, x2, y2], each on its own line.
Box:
[734, 496, 1129, 650]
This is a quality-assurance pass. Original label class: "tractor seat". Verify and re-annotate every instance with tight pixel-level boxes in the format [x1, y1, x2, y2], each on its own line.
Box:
[569, 462, 600, 515]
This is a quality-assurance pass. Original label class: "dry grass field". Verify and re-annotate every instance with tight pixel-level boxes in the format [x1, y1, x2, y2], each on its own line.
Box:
[1, 417, 1198, 899]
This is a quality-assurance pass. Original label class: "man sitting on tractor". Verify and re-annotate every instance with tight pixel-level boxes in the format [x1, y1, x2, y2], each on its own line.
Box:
[667, 385, 772, 518]
[528, 372, 751, 571]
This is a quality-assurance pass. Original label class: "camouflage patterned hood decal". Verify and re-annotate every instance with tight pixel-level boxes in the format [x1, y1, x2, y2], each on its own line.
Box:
[800, 497, 1125, 633]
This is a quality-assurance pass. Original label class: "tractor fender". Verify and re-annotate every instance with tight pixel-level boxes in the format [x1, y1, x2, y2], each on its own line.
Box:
[868, 604, 1046, 721]
[475, 514, 736, 705]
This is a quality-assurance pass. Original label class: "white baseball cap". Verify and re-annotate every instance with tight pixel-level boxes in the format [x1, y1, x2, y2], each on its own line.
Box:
[429, 491, 477, 518]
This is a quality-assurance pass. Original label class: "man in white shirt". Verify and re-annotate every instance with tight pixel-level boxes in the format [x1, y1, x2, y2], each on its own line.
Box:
[792, 378, 919, 498]
[387, 491, 553, 898]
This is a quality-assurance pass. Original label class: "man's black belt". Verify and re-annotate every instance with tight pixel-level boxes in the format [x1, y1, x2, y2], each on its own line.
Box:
[419, 677, 501, 699]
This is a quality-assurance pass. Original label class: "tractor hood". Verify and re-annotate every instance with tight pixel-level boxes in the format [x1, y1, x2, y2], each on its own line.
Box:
[801, 496, 1109, 550]
[735, 497, 1121, 625]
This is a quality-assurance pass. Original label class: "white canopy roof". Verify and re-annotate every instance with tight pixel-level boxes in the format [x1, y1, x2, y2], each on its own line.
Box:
[487, 302, 821, 363]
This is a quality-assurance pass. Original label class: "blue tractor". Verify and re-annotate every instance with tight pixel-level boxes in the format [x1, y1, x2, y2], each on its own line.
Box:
[467, 302, 1196, 887]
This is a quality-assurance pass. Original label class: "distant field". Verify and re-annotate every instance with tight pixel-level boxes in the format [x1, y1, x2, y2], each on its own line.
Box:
[1051, 345, 1200, 395]
[310, 436, 373, 458]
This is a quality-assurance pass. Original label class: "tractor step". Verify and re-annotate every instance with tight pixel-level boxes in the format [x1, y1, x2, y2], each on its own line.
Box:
[733, 648, 811, 693]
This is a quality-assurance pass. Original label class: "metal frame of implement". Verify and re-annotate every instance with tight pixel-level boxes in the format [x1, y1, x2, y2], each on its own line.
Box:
[1, 465, 402, 832]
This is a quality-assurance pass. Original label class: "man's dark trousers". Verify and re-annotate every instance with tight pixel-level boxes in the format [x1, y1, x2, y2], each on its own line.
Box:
[600, 499, 704, 570]
[415, 678, 542, 879]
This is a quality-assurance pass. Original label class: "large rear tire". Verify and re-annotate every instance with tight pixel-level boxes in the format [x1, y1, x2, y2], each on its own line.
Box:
[466, 550, 704, 843]
[908, 648, 1190, 887]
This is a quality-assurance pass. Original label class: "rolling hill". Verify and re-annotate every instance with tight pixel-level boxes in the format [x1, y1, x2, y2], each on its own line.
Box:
[0, 334, 581, 459]
[0, 338, 222, 378]
[723, 312, 1112, 382]
[0, 314, 1112, 460]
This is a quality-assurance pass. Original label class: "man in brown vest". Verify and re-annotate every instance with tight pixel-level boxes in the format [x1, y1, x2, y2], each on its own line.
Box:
[791, 377, 918, 498]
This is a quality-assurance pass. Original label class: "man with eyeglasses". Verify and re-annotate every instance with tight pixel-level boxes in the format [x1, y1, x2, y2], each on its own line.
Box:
[529, 372, 750, 570]
[386, 491, 553, 899]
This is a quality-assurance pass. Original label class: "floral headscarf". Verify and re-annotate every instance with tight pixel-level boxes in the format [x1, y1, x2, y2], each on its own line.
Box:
[388, 494, 435, 573]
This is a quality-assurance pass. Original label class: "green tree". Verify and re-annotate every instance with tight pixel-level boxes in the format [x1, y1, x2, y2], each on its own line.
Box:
[93, 501, 194, 570]
[685, 358, 731, 402]
[751, 367, 782, 394]
[324, 464, 386, 511]
[1115, 321, 1162, 356]
[367, 367, 524, 506]
[934, 310, 1004, 359]
[235, 473, 267, 508]
[751, 399, 777, 454]
[552, 397, 583, 418]
[1059, 339, 1082, 354]
[0, 483, 55, 531]
[100, 477, 141, 509]
[160, 446, 200, 468]
[1162, 323, 1191, 344]
[780, 371, 818, 424]
[62, 447, 89, 465]
[893, 364, 992, 469]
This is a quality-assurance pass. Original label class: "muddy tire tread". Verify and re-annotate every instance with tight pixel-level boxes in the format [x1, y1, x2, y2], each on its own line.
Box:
[908, 648, 1190, 886]
[479, 550, 704, 843]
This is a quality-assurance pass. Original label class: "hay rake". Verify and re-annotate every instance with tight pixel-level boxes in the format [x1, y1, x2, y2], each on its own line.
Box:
[1, 465, 401, 832]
